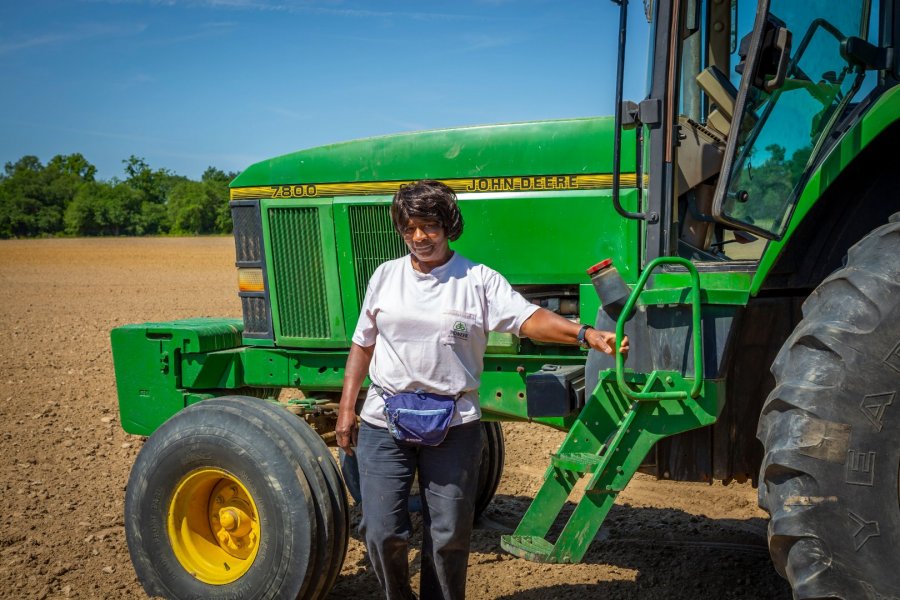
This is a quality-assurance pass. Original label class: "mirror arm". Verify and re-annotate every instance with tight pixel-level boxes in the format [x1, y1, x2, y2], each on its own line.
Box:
[610, 0, 659, 224]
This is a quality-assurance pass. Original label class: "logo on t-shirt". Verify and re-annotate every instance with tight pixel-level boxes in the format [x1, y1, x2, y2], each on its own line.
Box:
[451, 320, 469, 340]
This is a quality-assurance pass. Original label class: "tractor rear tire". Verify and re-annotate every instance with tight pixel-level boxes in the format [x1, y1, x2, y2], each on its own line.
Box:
[475, 421, 505, 518]
[125, 397, 324, 599]
[757, 213, 900, 598]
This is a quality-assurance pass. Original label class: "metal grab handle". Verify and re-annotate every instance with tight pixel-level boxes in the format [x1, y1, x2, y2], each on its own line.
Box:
[614, 257, 703, 400]
[763, 27, 793, 92]
[610, 0, 645, 222]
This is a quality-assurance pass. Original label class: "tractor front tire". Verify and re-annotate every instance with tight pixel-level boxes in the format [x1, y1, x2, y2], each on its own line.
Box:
[125, 397, 331, 599]
[757, 214, 900, 598]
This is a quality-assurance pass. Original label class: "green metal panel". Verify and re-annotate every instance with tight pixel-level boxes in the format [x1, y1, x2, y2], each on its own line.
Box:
[260, 198, 347, 347]
[181, 347, 243, 389]
[231, 117, 634, 189]
[110, 318, 243, 435]
[479, 355, 584, 426]
[176, 343, 584, 425]
[242, 336, 276, 347]
[110, 315, 591, 437]
[752, 86, 900, 295]
[452, 189, 641, 284]
[485, 332, 519, 354]
[578, 284, 601, 327]
[640, 270, 753, 305]
[181, 345, 585, 416]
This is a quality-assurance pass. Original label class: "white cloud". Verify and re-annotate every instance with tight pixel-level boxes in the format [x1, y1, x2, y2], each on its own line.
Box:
[78, 0, 482, 21]
[0, 22, 148, 55]
[112, 73, 158, 88]
[457, 32, 518, 52]
[140, 20, 237, 45]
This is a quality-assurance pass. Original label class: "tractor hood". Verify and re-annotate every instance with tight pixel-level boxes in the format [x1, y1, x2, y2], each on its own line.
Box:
[230, 116, 630, 189]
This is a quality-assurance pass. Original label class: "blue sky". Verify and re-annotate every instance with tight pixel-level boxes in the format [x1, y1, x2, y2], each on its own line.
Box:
[0, 1, 650, 181]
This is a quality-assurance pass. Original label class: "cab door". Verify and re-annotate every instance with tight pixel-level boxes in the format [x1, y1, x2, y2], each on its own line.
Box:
[711, 0, 872, 239]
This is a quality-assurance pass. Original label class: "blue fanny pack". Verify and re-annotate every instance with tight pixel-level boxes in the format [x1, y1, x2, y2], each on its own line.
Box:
[377, 387, 458, 446]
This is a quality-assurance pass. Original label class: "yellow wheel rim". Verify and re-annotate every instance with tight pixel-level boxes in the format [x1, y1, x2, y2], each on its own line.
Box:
[167, 468, 262, 585]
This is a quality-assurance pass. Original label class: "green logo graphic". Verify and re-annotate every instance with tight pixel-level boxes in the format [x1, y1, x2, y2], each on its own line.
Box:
[451, 320, 469, 340]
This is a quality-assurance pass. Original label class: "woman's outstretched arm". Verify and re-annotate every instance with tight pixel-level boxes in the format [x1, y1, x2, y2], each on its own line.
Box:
[519, 308, 629, 357]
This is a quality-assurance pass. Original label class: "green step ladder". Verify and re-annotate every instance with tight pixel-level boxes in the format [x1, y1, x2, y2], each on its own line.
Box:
[501, 257, 721, 564]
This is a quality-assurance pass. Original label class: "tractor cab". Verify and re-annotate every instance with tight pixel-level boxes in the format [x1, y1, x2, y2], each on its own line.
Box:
[624, 0, 881, 265]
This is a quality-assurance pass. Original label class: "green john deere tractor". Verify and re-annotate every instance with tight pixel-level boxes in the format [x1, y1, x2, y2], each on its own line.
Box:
[112, 0, 900, 598]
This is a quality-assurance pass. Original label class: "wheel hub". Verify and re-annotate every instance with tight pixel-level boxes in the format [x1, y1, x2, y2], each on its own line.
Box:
[209, 480, 259, 559]
[167, 468, 261, 585]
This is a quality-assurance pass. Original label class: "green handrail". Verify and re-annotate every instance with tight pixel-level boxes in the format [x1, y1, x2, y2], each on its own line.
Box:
[615, 257, 703, 400]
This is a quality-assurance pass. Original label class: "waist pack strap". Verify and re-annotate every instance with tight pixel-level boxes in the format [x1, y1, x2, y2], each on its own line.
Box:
[371, 384, 463, 402]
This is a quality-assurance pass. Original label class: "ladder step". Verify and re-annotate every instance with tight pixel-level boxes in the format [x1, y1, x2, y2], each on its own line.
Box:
[585, 484, 625, 495]
[551, 452, 604, 473]
[500, 535, 558, 563]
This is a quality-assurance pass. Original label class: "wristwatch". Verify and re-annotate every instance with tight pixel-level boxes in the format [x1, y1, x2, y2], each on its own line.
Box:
[576, 324, 593, 349]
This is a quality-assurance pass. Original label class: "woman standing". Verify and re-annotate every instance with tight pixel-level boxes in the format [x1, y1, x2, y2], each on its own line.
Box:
[336, 180, 628, 600]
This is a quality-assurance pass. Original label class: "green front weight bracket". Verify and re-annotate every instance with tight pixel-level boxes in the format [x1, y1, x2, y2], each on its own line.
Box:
[501, 257, 719, 564]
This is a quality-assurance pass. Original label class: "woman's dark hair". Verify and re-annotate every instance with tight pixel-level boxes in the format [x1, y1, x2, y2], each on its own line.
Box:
[391, 180, 464, 241]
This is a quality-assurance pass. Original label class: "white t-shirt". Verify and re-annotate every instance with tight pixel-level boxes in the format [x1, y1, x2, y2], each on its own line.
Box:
[352, 252, 539, 428]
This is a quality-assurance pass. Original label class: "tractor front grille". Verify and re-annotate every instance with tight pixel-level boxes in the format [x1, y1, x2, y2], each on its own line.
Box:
[347, 205, 407, 308]
[267, 207, 330, 339]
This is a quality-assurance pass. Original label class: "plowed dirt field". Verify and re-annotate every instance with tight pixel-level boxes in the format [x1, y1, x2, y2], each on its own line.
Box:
[0, 237, 791, 599]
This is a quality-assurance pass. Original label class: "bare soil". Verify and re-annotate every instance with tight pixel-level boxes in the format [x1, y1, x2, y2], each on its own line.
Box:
[0, 238, 791, 599]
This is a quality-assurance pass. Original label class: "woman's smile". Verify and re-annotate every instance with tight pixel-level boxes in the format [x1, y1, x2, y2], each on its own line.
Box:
[413, 242, 435, 255]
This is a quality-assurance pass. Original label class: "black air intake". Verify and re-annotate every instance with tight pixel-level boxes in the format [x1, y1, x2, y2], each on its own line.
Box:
[231, 201, 273, 339]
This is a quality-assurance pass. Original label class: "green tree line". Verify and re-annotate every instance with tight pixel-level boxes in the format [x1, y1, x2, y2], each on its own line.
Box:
[0, 154, 237, 238]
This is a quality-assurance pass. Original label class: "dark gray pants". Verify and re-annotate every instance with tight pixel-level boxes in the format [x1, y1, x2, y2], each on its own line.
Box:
[356, 420, 482, 600]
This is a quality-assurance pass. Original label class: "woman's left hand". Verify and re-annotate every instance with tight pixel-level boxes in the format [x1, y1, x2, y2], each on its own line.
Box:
[585, 328, 629, 359]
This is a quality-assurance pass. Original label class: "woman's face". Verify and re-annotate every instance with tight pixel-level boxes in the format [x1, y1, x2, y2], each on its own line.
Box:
[402, 217, 451, 266]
